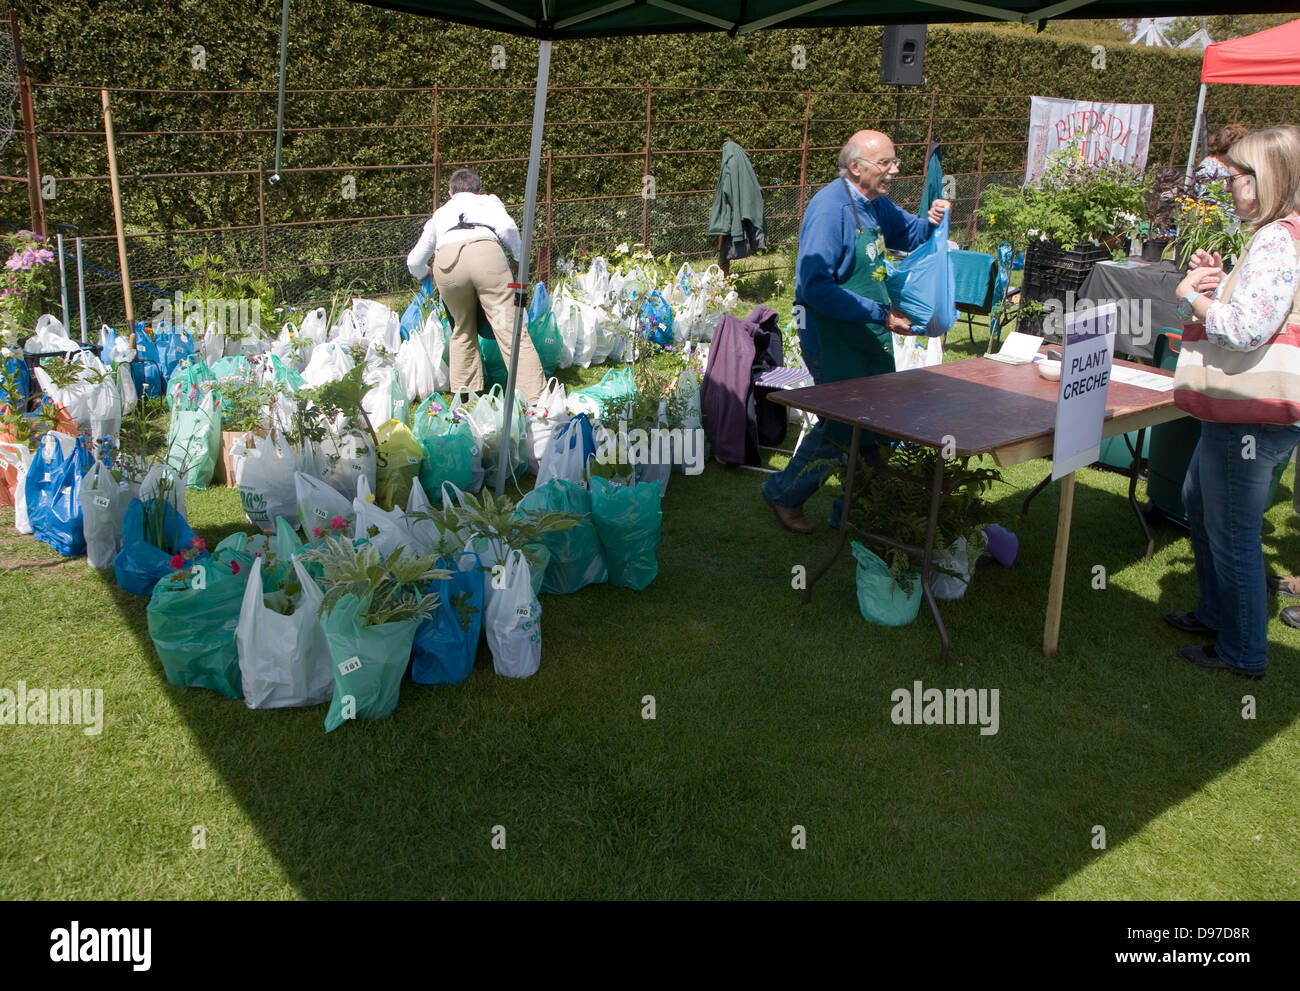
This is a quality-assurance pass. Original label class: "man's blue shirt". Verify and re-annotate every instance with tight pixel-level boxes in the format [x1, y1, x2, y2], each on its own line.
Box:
[795, 179, 932, 358]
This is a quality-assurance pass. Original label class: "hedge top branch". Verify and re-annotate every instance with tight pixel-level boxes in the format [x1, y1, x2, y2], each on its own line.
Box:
[1025, 96, 1154, 182]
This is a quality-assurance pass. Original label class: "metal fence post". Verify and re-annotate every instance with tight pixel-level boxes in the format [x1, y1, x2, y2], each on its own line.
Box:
[257, 162, 269, 274]
[544, 146, 552, 285]
[641, 84, 652, 250]
[10, 14, 46, 237]
[798, 90, 812, 220]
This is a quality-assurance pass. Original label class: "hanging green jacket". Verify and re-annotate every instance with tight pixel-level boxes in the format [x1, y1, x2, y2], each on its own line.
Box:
[707, 141, 767, 261]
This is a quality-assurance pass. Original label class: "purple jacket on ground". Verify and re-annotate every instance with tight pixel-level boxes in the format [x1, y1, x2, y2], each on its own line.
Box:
[702, 305, 782, 465]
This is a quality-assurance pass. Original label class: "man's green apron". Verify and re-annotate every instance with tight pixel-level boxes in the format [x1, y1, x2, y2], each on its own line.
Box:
[810, 178, 896, 446]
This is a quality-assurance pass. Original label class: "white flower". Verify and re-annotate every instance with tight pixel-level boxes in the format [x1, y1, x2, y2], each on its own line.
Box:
[614, 242, 630, 255]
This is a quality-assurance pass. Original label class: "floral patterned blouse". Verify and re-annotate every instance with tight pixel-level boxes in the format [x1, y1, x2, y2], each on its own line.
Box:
[1205, 217, 1300, 351]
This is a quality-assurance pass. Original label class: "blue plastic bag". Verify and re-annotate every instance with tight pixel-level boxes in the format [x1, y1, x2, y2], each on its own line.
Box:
[114, 497, 204, 597]
[399, 277, 437, 341]
[0, 355, 29, 411]
[411, 552, 485, 685]
[884, 211, 959, 338]
[527, 282, 550, 323]
[636, 289, 674, 347]
[152, 323, 197, 382]
[25, 434, 93, 557]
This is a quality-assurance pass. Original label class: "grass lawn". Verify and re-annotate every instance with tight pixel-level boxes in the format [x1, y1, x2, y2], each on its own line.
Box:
[2, 310, 1299, 900]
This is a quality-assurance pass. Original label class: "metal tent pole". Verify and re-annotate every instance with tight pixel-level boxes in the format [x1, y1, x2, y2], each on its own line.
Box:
[1185, 82, 1207, 181]
[271, 0, 290, 183]
[495, 39, 551, 496]
[75, 236, 87, 344]
[56, 230, 69, 331]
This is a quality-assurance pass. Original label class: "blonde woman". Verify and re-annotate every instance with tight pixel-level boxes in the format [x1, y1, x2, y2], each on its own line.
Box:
[1165, 125, 1300, 678]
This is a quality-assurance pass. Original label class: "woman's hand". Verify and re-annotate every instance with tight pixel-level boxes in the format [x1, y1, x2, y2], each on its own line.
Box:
[1189, 249, 1224, 271]
[1178, 266, 1222, 298]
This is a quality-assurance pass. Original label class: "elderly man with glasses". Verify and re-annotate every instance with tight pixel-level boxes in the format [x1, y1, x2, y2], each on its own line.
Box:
[762, 129, 950, 534]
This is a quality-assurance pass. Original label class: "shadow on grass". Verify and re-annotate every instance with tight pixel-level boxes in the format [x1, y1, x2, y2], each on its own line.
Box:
[100, 446, 1300, 899]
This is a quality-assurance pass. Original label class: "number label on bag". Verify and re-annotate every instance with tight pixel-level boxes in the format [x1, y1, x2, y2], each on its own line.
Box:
[44, 473, 51, 483]
[93, 495, 110, 509]
[338, 656, 362, 676]
[350, 462, 364, 473]
[515, 605, 531, 618]
[314, 507, 329, 518]
[406, 456, 418, 465]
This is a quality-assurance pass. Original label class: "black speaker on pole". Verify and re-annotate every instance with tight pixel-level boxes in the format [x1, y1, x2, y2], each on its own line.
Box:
[880, 25, 926, 87]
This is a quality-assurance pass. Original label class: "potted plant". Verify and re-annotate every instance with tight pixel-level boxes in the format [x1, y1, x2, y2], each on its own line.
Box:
[1172, 179, 1248, 269]
[824, 443, 1002, 611]
[298, 536, 448, 732]
[0, 230, 56, 346]
[1126, 168, 1190, 262]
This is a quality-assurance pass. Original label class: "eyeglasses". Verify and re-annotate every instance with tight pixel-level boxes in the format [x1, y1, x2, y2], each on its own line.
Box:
[1225, 171, 1254, 184]
[866, 157, 901, 169]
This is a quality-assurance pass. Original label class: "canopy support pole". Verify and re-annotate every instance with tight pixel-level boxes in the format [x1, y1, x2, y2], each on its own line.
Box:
[495, 39, 551, 496]
[1185, 82, 1207, 181]
[271, 0, 290, 182]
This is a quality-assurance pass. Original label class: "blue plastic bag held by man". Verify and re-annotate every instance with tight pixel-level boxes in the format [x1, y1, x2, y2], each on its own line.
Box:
[884, 210, 959, 337]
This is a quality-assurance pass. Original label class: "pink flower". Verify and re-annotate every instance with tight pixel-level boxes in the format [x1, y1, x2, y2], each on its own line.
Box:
[170, 554, 186, 570]
[330, 516, 345, 529]
[231, 560, 241, 575]
[312, 526, 324, 537]
[190, 536, 206, 551]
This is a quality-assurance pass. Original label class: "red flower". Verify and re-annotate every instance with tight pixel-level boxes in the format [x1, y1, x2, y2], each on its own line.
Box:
[170, 554, 186, 570]
[312, 526, 324, 537]
[231, 560, 241, 575]
[330, 516, 345, 529]
[190, 536, 206, 551]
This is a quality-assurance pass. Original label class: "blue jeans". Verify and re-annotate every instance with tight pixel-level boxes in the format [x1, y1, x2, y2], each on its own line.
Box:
[1182, 420, 1300, 671]
[762, 344, 881, 509]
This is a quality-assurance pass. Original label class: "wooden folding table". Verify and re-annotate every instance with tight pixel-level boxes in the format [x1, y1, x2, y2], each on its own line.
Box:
[769, 353, 1187, 663]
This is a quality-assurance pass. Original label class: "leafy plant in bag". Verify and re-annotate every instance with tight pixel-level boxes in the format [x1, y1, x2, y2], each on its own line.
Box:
[299, 536, 447, 627]
[410, 486, 576, 576]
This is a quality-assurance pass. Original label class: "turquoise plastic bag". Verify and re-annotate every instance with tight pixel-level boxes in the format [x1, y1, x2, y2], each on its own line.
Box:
[208, 355, 252, 382]
[528, 311, 563, 376]
[168, 358, 219, 411]
[569, 366, 636, 419]
[165, 392, 222, 490]
[146, 533, 253, 698]
[589, 477, 662, 591]
[851, 541, 922, 627]
[320, 592, 422, 733]
[515, 479, 607, 595]
[412, 396, 475, 496]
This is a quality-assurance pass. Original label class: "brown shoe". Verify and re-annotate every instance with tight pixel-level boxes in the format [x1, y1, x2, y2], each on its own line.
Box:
[764, 493, 815, 534]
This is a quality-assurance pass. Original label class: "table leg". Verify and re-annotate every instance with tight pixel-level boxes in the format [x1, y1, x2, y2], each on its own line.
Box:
[1020, 471, 1053, 519]
[1125, 426, 1154, 560]
[802, 425, 861, 604]
[1043, 471, 1076, 658]
[922, 454, 950, 666]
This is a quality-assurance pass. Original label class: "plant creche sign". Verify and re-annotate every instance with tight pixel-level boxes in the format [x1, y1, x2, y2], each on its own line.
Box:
[1052, 302, 1118, 481]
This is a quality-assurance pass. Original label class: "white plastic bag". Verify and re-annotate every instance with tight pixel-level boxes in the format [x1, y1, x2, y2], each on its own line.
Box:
[352, 299, 402, 354]
[527, 378, 569, 475]
[537, 415, 594, 487]
[24, 314, 79, 354]
[1, 441, 33, 534]
[321, 429, 376, 502]
[551, 284, 579, 369]
[299, 307, 329, 345]
[236, 430, 299, 532]
[421, 314, 451, 394]
[295, 470, 354, 540]
[396, 331, 437, 403]
[577, 257, 610, 302]
[362, 359, 407, 427]
[893, 333, 944, 372]
[352, 474, 410, 558]
[405, 477, 443, 557]
[300, 341, 355, 388]
[117, 361, 138, 414]
[87, 377, 123, 451]
[139, 462, 188, 521]
[484, 548, 541, 679]
[82, 460, 131, 570]
[235, 556, 334, 709]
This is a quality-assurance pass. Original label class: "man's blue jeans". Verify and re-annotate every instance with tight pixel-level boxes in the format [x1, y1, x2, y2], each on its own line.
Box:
[762, 345, 881, 510]
[1182, 420, 1300, 671]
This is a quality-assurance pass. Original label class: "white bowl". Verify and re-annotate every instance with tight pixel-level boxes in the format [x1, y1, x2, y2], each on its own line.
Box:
[1037, 359, 1062, 381]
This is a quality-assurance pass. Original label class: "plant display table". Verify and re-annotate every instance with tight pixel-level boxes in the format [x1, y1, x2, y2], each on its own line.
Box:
[1077, 260, 1185, 360]
[770, 352, 1185, 664]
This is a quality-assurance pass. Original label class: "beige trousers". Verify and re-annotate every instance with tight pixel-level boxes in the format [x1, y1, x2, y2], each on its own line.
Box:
[432, 237, 545, 404]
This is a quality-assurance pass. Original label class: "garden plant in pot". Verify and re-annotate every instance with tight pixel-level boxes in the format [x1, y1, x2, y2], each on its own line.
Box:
[976, 144, 1150, 333]
[1128, 168, 1191, 263]
[1171, 179, 1248, 271]
[820, 443, 1002, 624]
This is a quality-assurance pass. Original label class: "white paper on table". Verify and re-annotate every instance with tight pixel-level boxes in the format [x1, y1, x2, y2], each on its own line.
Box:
[984, 331, 1044, 365]
[1108, 365, 1174, 393]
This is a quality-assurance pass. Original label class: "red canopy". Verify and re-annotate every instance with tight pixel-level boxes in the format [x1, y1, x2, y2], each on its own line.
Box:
[1201, 18, 1300, 86]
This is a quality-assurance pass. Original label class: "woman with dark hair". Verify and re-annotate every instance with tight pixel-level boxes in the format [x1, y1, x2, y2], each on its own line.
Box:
[1166, 125, 1300, 678]
[1194, 122, 1249, 197]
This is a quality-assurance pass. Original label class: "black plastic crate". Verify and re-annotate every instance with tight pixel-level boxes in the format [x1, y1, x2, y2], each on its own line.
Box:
[1022, 240, 1109, 303]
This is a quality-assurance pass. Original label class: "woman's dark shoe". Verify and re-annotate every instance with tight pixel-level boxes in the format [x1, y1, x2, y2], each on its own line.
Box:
[1267, 575, 1300, 599]
[1176, 643, 1265, 680]
[1163, 610, 1216, 636]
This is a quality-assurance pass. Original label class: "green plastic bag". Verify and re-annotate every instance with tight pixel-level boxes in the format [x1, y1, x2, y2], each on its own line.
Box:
[147, 532, 258, 698]
[168, 359, 219, 412]
[589, 477, 662, 591]
[412, 395, 475, 495]
[569, 366, 635, 419]
[479, 332, 509, 390]
[320, 591, 421, 733]
[375, 419, 424, 510]
[515, 479, 607, 595]
[209, 355, 252, 382]
[166, 391, 222, 490]
[529, 312, 563, 376]
[266, 354, 305, 391]
[851, 541, 922, 627]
